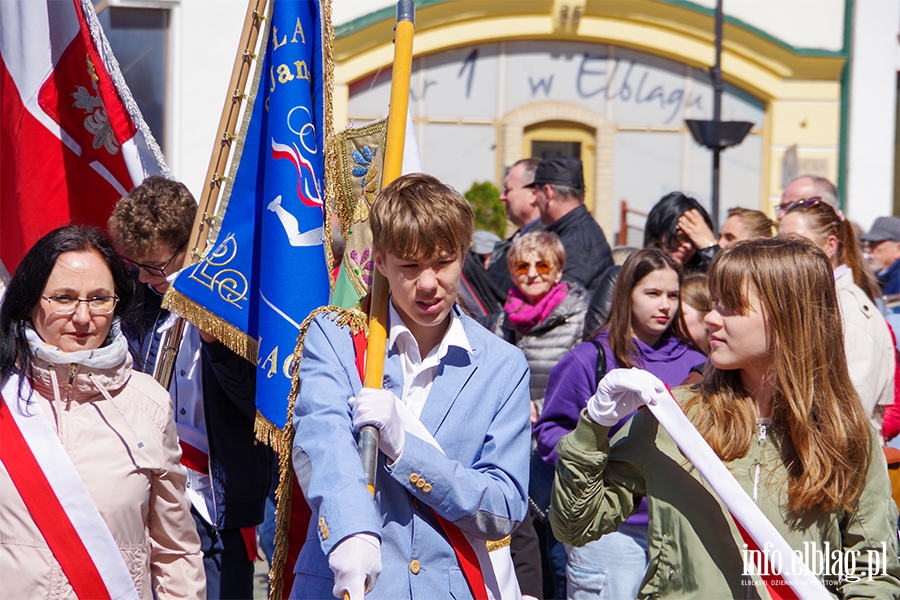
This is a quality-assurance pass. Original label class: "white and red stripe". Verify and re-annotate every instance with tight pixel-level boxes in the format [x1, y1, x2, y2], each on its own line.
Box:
[0, 374, 139, 599]
[0, 0, 166, 275]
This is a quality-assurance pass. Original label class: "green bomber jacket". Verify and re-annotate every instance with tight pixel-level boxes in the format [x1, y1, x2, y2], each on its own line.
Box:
[550, 386, 900, 599]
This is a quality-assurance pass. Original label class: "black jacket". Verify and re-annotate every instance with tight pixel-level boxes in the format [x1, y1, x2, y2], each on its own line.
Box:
[546, 204, 613, 293]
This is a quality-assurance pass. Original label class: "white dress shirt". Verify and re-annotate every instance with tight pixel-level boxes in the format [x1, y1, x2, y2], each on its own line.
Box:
[387, 301, 472, 418]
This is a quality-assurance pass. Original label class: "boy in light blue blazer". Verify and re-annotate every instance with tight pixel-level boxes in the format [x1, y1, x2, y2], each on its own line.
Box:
[290, 173, 531, 599]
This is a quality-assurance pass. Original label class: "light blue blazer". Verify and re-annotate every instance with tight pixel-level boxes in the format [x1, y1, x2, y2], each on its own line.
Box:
[290, 306, 531, 599]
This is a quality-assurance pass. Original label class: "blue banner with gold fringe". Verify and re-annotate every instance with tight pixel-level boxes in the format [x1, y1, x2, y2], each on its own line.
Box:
[166, 0, 331, 432]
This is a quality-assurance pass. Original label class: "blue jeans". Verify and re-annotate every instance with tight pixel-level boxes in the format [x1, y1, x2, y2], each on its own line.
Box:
[565, 522, 649, 600]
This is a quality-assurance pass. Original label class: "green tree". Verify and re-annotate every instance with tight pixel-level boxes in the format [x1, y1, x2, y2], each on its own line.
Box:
[464, 181, 506, 237]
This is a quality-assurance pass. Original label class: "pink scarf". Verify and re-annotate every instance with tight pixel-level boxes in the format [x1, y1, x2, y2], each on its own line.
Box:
[504, 282, 570, 334]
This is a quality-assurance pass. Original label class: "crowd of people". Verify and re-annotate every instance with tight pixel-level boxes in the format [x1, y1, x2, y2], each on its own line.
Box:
[3, 160, 900, 599]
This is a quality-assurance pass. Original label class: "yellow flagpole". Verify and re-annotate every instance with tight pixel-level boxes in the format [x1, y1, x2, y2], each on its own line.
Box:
[358, 0, 415, 496]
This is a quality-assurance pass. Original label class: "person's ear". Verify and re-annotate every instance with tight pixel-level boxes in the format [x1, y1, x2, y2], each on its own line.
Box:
[824, 235, 839, 260]
[374, 250, 387, 276]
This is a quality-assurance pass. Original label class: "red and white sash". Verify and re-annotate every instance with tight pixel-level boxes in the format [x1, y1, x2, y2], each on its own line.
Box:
[393, 398, 522, 600]
[0, 373, 139, 600]
[647, 384, 830, 600]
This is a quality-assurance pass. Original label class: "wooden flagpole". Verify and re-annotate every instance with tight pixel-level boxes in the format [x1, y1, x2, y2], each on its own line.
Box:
[154, 0, 268, 388]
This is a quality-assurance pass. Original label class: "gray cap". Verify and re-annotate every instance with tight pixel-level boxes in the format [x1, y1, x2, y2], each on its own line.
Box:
[860, 216, 900, 243]
[471, 230, 501, 255]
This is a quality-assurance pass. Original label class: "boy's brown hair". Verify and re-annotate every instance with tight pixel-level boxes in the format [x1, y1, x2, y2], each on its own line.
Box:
[108, 175, 196, 259]
[370, 173, 474, 259]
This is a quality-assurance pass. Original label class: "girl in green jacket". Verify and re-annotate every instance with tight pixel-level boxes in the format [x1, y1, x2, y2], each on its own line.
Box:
[551, 236, 900, 599]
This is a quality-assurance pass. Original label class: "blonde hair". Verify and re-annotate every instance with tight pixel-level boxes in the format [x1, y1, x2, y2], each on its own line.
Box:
[507, 231, 566, 273]
[370, 173, 474, 259]
[688, 237, 871, 514]
[727, 207, 775, 239]
[681, 273, 712, 314]
[782, 201, 879, 302]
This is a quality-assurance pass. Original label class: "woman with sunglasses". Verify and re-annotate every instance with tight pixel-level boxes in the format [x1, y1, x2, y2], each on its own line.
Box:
[0, 226, 204, 599]
[645, 192, 718, 273]
[550, 237, 900, 598]
[779, 197, 894, 430]
[486, 231, 588, 422]
[535, 248, 705, 600]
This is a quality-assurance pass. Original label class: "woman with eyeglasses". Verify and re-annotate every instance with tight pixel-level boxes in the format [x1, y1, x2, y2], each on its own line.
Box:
[779, 198, 894, 431]
[550, 238, 900, 598]
[535, 248, 705, 600]
[0, 226, 204, 599]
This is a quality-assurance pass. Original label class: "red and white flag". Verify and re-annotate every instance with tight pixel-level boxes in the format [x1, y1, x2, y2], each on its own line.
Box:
[0, 0, 167, 277]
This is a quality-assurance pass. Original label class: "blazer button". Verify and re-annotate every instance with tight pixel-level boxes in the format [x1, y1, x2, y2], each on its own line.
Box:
[321, 528, 329, 540]
[409, 473, 419, 484]
[422, 483, 432, 493]
[409, 559, 421, 575]
[416, 478, 426, 489]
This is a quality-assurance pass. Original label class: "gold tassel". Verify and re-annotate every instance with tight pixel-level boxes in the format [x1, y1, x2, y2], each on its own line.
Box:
[161, 288, 259, 363]
[268, 305, 367, 600]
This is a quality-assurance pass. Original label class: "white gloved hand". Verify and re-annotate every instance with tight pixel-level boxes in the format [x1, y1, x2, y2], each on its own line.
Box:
[328, 533, 382, 599]
[586, 368, 666, 427]
[349, 387, 406, 462]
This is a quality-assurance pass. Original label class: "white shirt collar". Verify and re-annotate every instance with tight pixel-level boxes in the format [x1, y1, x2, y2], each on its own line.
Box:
[387, 300, 472, 361]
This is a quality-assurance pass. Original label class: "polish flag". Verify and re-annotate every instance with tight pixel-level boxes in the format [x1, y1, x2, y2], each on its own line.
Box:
[0, 0, 167, 277]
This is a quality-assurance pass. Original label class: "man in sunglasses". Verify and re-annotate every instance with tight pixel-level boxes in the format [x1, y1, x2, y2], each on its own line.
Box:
[109, 176, 273, 599]
[526, 157, 613, 293]
[777, 174, 838, 220]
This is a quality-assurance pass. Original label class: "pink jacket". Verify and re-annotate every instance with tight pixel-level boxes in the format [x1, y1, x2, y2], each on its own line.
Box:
[0, 350, 205, 599]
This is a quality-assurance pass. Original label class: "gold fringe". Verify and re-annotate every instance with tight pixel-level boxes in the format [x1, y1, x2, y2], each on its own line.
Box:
[268, 305, 367, 600]
[321, 0, 337, 292]
[254, 410, 284, 453]
[486, 535, 512, 552]
[161, 288, 259, 363]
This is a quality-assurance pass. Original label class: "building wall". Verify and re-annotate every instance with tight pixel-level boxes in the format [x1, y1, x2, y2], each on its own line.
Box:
[332, 0, 855, 228]
[105, 0, 899, 229]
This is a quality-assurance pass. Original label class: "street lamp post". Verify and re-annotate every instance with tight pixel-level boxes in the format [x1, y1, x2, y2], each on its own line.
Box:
[685, 0, 752, 227]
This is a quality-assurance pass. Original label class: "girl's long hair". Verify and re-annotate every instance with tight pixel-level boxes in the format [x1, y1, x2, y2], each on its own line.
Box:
[687, 237, 871, 514]
[782, 200, 879, 302]
[599, 248, 688, 368]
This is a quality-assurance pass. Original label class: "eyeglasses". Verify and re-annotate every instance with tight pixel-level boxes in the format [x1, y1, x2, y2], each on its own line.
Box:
[514, 260, 553, 276]
[780, 196, 822, 216]
[122, 243, 186, 278]
[41, 295, 119, 315]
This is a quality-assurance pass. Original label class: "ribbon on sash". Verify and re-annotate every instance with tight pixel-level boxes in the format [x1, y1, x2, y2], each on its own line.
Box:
[646, 384, 830, 600]
[0, 374, 139, 600]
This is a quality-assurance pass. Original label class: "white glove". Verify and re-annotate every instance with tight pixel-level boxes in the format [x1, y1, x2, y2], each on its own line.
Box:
[349, 387, 406, 462]
[587, 368, 666, 427]
[328, 533, 382, 599]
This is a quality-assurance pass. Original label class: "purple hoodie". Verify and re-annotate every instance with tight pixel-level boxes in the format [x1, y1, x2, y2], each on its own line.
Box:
[533, 330, 705, 526]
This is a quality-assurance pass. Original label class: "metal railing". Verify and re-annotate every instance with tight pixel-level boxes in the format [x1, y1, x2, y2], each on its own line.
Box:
[617, 200, 648, 248]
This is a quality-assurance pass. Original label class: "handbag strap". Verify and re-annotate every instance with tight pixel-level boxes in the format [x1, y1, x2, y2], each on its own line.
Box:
[588, 339, 607, 389]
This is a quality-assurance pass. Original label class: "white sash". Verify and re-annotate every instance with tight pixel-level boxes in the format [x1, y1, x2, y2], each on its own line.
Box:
[2, 374, 140, 599]
[646, 386, 830, 599]
[394, 398, 523, 600]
